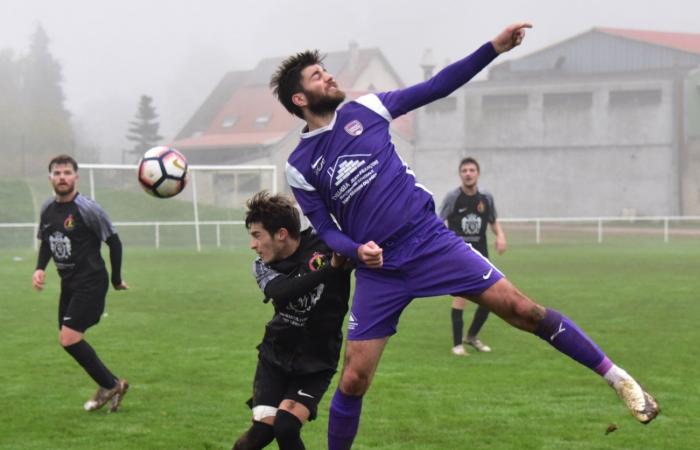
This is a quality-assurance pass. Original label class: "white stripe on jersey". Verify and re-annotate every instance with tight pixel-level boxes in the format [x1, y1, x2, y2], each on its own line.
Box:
[285, 162, 317, 192]
[355, 94, 392, 121]
[465, 243, 505, 277]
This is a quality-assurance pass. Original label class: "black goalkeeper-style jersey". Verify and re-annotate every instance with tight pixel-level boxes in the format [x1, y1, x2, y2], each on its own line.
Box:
[37, 193, 117, 283]
[438, 188, 497, 257]
[252, 229, 351, 374]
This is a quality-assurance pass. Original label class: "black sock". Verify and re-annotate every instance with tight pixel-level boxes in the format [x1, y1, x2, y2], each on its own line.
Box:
[63, 340, 117, 389]
[233, 421, 275, 450]
[467, 305, 491, 338]
[451, 307, 464, 346]
[274, 410, 305, 450]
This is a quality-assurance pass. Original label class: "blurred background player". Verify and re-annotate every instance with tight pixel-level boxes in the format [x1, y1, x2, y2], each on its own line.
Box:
[233, 192, 351, 450]
[438, 157, 506, 356]
[272, 22, 659, 449]
[32, 154, 129, 412]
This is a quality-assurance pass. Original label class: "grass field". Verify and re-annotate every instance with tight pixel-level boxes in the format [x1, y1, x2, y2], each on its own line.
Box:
[1, 240, 699, 450]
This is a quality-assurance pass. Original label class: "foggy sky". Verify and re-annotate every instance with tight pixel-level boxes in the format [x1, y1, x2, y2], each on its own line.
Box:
[1, 0, 698, 161]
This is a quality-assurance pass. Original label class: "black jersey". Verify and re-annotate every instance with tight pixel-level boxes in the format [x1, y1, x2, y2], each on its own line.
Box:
[252, 229, 351, 374]
[37, 193, 117, 283]
[438, 188, 497, 257]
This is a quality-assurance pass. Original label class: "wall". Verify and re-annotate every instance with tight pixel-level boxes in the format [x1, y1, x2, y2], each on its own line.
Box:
[416, 75, 680, 217]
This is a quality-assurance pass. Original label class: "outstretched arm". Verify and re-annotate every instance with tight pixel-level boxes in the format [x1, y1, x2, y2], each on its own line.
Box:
[379, 22, 532, 118]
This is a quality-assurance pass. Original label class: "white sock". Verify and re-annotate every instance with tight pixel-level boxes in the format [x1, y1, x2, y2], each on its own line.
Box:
[603, 364, 631, 386]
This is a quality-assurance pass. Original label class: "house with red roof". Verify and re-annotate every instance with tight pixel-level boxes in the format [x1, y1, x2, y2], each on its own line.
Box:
[416, 27, 700, 217]
[172, 43, 413, 206]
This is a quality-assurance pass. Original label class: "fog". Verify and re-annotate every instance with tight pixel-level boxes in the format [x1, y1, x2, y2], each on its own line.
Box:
[2, 0, 697, 163]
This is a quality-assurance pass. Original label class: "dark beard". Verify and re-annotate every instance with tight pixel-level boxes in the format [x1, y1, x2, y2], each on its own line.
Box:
[305, 88, 345, 116]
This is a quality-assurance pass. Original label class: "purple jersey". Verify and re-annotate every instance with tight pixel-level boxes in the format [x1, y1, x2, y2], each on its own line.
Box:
[286, 42, 498, 259]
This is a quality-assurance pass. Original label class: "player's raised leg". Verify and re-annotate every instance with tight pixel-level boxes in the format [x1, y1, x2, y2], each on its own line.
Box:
[468, 278, 659, 424]
[328, 337, 388, 450]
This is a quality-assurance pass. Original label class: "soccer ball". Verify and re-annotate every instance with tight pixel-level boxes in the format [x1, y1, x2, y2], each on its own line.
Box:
[137, 146, 188, 198]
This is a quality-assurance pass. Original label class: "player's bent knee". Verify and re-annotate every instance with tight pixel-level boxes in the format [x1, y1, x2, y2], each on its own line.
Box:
[59, 331, 82, 347]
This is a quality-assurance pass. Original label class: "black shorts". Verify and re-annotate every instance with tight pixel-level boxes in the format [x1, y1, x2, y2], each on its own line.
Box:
[58, 273, 109, 332]
[247, 356, 335, 421]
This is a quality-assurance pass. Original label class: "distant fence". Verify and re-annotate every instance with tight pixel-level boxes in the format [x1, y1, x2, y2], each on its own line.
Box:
[2, 216, 700, 252]
[500, 216, 700, 244]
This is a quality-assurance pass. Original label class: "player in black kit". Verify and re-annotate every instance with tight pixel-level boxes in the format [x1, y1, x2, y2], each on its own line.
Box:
[233, 192, 351, 450]
[32, 155, 129, 412]
[438, 157, 507, 356]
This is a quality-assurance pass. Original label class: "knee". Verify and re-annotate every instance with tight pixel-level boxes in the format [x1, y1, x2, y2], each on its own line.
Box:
[273, 410, 302, 443]
[59, 333, 81, 347]
[340, 367, 371, 396]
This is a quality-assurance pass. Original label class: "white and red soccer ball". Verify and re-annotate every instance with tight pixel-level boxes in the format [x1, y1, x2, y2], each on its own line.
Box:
[137, 146, 188, 198]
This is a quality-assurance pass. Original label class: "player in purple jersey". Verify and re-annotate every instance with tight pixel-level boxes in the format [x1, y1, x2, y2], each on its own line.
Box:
[271, 23, 659, 449]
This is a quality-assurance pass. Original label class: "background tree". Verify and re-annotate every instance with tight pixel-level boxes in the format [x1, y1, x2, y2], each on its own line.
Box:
[126, 95, 162, 160]
[20, 24, 74, 174]
[0, 49, 23, 175]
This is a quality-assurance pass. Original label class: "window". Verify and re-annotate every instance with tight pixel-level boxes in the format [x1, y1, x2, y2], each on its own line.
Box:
[543, 92, 593, 110]
[254, 114, 272, 128]
[609, 89, 662, 108]
[221, 116, 237, 128]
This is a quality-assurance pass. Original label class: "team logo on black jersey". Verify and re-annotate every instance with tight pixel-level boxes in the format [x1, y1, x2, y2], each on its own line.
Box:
[477, 201, 485, 214]
[308, 252, 326, 271]
[64, 214, 75, 230]
[344, 120, 363, 136]
[49, 231, 72, 260]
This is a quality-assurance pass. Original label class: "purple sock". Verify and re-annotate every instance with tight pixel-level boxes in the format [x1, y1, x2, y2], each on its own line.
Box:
[534, 308, 607, 372]
[328, 388, 363, 450]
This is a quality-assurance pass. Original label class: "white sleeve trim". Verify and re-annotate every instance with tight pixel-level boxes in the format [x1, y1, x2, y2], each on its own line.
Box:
[355, 94, 392, 121]
[285, 162, 316, 192]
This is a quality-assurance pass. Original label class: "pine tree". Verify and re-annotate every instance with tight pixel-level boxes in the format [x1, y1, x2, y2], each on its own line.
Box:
[127, 95, 163, 160]
[20, 24, 74, 174]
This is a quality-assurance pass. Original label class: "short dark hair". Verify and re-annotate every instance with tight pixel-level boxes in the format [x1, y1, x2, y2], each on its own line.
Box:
[245, 191, 301, 239]
[270, 50, 323, 119]
[48, 154, 78, 173]
[459, 157, 480, 173]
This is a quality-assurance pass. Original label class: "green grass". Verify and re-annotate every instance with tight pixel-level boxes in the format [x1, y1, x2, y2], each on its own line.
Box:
[0, 178, 36, 222]
[1, 241, 699, 449]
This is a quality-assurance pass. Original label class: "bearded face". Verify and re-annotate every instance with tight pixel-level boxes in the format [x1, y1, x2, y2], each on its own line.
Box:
[304, 85, 346, 116]
[50, 164, 78, 197]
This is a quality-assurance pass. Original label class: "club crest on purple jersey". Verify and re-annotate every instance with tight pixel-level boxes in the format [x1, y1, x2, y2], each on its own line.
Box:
[344, 120, 363, 136]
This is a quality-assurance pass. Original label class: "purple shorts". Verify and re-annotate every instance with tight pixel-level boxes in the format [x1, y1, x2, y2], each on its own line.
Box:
[347, 215, 503, 341]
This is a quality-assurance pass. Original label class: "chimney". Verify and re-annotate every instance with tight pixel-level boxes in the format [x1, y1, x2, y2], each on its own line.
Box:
[420, 48, 436, 80]
[348, 40, 359, 75]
